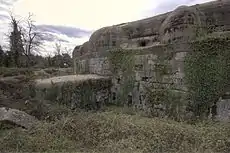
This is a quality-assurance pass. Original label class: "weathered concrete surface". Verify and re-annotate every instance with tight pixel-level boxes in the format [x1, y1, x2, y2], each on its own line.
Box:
[35, 74, 110, 89]
[216, 95, 230, 122]
[72, 0, 230, 119]
[73, 0, 230, 58]
[0, 107, 38, 129]
[73, 0, 230, 76]
[35, 75, 112, 110]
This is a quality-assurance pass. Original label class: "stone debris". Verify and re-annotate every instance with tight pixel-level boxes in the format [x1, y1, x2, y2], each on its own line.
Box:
[0, 107, 39, 129]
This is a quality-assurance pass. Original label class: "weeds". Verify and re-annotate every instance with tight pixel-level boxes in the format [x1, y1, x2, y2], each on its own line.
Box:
[0, 110, 230, 153]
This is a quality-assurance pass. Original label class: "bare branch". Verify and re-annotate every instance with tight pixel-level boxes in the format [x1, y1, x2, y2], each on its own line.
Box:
[8, 13, 43, 67]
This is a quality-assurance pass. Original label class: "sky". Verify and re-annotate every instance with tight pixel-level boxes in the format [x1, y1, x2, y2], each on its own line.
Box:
[0, 0, 214, 56]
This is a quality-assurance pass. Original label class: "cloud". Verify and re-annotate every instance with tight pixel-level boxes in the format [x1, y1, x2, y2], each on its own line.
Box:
[0, 5, 8, 12]
[0, 0, 215, 56]
[39, 32, 70, 43]
[13, 0, 153, 30]
[160, 0, 213, 11]
[144, 0, 214, 17]
[31, 24, 92, 56]
[0, 0, 19, 43]
[0, 0, 18, 6]
[0, 14, 9, 20]
[36, 24, 92, 38]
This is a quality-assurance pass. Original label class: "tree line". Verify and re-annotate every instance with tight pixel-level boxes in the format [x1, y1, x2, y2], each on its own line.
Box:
[0, 14, 72, 68]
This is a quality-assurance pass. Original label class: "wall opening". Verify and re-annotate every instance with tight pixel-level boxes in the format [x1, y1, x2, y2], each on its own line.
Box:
[112, 92, 116, 100]
[222, 93, 230, 99]
[139, 40, 147, 47]
[127, 95, 132, 107]
[135, 64, 143, 71]
[112, 41, 116, 46]
[117, 77, 121, 84]
[139, 95, 142, 104]
[141, 76, 149, 81]
[211, 102, 217, 117]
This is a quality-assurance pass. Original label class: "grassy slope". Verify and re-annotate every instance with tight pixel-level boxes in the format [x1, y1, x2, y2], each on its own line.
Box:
[0, 109, 230, 153]
[0, 68, 230, 153]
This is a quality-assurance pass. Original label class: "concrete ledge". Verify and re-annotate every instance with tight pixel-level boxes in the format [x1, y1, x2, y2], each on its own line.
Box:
[35, 74, 111, 89]
[34, 75, 112, 110]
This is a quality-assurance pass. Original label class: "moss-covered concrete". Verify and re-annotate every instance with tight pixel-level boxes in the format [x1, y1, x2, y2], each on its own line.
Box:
[35, 75, 112, 110]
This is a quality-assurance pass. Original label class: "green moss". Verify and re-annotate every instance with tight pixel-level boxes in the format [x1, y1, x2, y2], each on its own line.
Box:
[184, 36, 230, 118]
[145, 55, 186, 120]
[39, 79, 112, 110]
[108, 48, 135, 106]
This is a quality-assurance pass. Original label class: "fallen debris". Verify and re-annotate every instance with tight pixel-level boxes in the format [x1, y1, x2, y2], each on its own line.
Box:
[0, 107, 39, 129]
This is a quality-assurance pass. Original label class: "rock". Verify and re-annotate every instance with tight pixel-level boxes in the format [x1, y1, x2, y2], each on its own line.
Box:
[0, 107, 39, 129]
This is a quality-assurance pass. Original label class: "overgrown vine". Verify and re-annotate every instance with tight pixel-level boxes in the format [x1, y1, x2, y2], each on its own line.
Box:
[145, 53, 185, 121]
[184, 36, 230, 119]
[108, 48, 135, 106]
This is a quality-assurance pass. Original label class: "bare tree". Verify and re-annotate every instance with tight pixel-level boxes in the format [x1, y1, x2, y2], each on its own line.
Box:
[64, 47, 72, 56]
[8, 13, 42, 67]
[54, 41, 62, 57]
[54, 41, 62, 75]
[20, 13, 42, 67]
[0, 45, 4, 66]
[9, 15, 24, 67]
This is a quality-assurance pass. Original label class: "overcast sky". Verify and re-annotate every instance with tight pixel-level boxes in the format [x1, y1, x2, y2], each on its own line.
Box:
[0, 0, 213, 55]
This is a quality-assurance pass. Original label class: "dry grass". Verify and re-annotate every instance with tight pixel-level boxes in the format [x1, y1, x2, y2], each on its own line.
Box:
[0, 109, 230, 153]
[0, 67, 34, 77]
[1, 67, 230, 153]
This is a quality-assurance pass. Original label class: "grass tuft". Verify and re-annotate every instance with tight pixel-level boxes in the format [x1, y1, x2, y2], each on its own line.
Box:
[0, 110, 230, 153]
